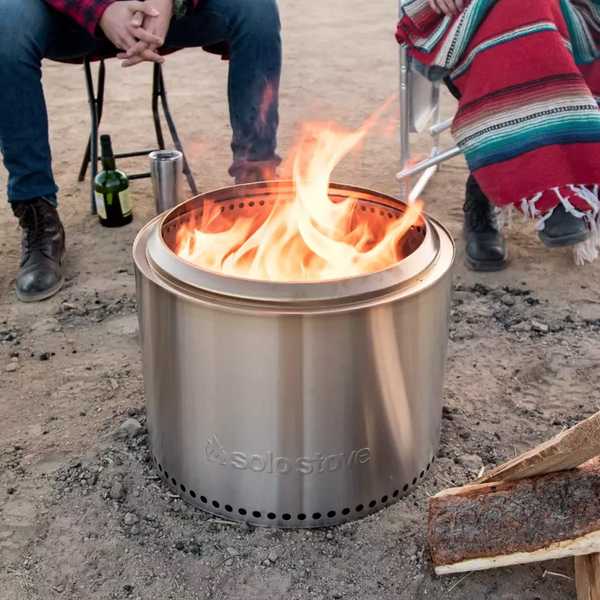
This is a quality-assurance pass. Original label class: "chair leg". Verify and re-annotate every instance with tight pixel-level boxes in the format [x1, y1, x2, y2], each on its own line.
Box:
[80, 59, 106, 214]
[398, 43, 411, 201]
[152, 64, 166, 150]
[154, 64, 198, 195]
[79, 60, 106, 182]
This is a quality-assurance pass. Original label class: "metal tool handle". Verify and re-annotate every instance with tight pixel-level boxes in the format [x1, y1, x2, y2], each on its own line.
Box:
[150, 149, 183, 214]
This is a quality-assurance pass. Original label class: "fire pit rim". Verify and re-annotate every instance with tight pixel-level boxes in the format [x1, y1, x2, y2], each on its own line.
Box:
[143, 181, 448, 304]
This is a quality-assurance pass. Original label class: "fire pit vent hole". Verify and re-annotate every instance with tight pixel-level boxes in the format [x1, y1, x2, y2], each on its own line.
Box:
[152, 453, 435, 526]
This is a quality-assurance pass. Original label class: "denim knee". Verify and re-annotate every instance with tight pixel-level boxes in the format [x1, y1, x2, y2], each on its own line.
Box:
[234, 0, 281, 34]
[0, 0, 51, 63]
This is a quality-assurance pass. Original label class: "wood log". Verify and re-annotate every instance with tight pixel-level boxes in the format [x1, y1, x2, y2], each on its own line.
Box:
[576, 553, 600, 600]
[477, 410, 600, 484]
[429, 458, 600, 575]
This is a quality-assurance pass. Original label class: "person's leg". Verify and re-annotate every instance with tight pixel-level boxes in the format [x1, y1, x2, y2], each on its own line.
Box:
[0, 0, 96, 207]
[442, 77, 508, 271]
[165, 0, 282, 182]
[0, 0, 96, 301]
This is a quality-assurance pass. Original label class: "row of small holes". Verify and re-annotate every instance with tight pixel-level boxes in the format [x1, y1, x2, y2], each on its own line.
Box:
[169, 202, 403, 221]
[359, 206, 397, 220]
[154, 455, 434, 522]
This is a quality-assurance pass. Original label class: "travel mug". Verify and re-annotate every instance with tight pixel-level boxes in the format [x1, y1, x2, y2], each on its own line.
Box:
[149, 149, 183, 214]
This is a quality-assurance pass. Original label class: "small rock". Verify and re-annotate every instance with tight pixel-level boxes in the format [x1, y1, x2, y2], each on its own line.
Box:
[115, 418, 143, 440]
[267, 550, 279, 563]
[123, 512, 139, 526]
[129, 525, 140, 536]
[500, 294, 515, 307]
[470, 283, 491, 296]
[189, 541, 202, 556]
[5, 363, 18, 372]
[175, 541, 185, 551]
[326, 532, 334, 540]
[106, 314, 139, 337]
[109, 480, 126, 500]
[31, 317, 61, 334]
[510, 321, 531, 333]
[531, 320, 549, 333]
[458, 453, 484, 473]
[39, 352, 51, 361]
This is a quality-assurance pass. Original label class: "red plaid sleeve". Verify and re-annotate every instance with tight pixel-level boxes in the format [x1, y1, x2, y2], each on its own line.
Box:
[45, 0, 202, 37]
[45, 0, 116, 35]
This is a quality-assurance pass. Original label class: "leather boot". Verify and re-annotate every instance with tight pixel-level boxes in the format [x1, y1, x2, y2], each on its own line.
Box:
[12, 198, 65, 302]
[463, 176, 508, 271]
[537, 203, 591, 247]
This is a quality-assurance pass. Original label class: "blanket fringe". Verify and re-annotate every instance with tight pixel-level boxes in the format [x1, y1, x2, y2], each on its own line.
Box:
[519, 185, 600, 266]
[495, 205, 513, 230]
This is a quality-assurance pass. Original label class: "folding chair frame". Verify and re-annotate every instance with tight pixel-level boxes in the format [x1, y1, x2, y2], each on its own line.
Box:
[79, 58, 198, 214]
[396, 43, 461, 201]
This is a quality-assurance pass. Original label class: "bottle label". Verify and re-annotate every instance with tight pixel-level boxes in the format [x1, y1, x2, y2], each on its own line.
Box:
[119, 189, 132, 217]
[94, 192, 107, 220]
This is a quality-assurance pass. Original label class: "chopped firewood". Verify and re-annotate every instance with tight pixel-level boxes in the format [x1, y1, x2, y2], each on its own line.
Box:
[428, 458, 600, 575]
[576, 553, 600, 600]
[477, 410, 600, 484]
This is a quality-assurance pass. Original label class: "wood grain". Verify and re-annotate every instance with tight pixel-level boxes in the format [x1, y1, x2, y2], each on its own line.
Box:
[429, 458, 600, 575]
[576, 553, 600, 600]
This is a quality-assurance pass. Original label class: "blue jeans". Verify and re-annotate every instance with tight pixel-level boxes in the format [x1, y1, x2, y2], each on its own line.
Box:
[0, 0, 281, 205]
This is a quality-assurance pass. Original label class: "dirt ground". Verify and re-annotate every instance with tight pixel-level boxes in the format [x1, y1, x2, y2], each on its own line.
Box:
[1, 1, 600, 599]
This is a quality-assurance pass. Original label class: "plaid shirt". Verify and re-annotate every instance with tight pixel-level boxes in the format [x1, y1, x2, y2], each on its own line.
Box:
[45, 0, 201, 36]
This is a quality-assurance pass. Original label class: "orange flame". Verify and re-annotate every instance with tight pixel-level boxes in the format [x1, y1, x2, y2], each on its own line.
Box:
[175, 109, 422, 282]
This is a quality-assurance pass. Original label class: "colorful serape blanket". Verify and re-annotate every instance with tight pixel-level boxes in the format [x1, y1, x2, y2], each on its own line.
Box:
[397, 0, 600, 262]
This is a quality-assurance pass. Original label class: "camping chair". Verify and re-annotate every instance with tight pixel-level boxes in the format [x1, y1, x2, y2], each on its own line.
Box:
[74, 56, 198, 214]
[396, 42, 461, 202]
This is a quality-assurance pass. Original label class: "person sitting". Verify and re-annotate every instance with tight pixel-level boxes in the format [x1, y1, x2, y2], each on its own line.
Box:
[397, 0, 600, 271]
[0, 0, 281, 302]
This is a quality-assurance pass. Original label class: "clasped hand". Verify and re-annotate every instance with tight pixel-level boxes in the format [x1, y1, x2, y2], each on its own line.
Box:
[99, 0, 174, 67]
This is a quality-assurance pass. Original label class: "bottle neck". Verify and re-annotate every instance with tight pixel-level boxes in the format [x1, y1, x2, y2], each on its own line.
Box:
[102, 156, 116, 171]
[100, 135, 116, 172]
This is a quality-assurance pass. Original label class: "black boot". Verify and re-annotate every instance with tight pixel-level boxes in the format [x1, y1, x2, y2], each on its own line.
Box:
[12, 198, 65, 302]
[537, 203, 591, 247]
[463, 176, 508, 271]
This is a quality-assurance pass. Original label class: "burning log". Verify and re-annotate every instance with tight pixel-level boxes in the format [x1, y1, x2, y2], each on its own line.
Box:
[576, 553, 600, 600]
[428, 458, 600, 575]
[477, 410, 600, 484]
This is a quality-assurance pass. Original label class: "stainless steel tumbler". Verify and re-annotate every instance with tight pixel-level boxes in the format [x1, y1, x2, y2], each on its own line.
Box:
[149, 150, 183, 214]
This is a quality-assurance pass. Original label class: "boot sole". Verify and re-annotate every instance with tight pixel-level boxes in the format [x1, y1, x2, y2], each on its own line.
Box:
[538, 229, 591, 248]
[464, 255, 509, 272]
[16, 276, 65, 303]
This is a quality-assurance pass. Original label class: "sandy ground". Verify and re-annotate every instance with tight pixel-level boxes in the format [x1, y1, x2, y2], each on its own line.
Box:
[1, 1, 600, 599]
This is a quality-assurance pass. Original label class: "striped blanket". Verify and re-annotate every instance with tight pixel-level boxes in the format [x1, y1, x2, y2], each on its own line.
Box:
[397, 0, 600, 262]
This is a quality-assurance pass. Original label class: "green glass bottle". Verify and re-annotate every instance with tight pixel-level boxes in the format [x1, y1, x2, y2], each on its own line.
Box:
[94, 134, 133, 227]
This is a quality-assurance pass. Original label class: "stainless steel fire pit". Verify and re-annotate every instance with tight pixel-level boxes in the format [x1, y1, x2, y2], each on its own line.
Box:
[133, 180, 454, 528]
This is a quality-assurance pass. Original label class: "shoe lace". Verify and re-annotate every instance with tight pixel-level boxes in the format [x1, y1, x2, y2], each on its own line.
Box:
[17, 203, 54, 254]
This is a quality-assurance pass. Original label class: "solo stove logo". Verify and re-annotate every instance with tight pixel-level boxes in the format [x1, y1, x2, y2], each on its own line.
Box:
[205, 435, 371, 475]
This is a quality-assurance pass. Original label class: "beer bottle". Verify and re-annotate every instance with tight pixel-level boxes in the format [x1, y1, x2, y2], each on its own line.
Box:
[94, 134, 133, 227]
